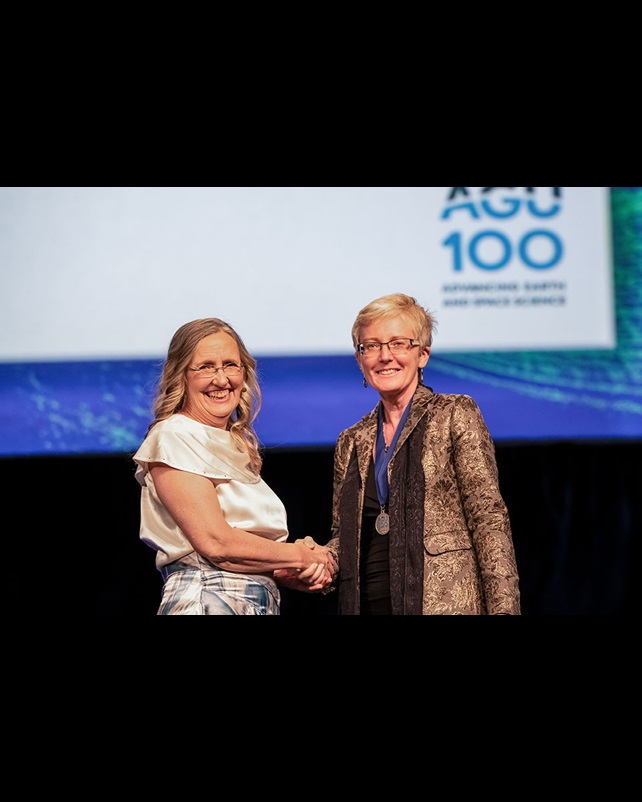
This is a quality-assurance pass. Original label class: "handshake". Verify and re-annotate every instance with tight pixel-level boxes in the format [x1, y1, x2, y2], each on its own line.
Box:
[274, 536, 337, 594]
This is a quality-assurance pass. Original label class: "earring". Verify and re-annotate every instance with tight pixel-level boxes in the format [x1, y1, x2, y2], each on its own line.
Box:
[419, 368, 424, 384]
[363, 377, 368, 388]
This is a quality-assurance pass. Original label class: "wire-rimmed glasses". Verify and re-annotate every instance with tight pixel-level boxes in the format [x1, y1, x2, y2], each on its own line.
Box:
[357, 338, 419, 357]
[188, 363, 244, 378]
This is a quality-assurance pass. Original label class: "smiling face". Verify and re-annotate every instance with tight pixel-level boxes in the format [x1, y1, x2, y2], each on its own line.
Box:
[356, 313, 430, 405]
[181, 331, 245, 429]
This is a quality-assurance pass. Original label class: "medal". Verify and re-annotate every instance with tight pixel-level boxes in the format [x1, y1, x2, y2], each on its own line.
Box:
[375, 509, 390, 535]
[373, 399, 411, 538]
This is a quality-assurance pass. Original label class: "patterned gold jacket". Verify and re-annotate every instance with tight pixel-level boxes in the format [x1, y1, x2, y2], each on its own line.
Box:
[325, 384, 521, 615]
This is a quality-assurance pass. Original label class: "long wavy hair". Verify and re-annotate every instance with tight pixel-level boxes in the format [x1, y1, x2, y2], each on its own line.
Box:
[147, 318, 263, 473]
[351, 292, 437, 350]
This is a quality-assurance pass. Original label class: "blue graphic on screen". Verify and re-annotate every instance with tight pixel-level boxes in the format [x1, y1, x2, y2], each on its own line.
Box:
[0, 187, 640, 456]
[442, 186, 564, 272]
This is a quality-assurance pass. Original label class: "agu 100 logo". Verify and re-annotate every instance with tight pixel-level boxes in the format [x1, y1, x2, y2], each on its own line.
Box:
[440, 187, 564, 272]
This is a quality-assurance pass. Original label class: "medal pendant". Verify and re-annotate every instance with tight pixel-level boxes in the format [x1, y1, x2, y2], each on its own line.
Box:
[375, 511, 390, 535]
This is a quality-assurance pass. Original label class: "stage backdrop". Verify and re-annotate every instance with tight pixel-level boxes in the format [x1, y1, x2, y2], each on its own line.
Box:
[1, 187, 640, 455]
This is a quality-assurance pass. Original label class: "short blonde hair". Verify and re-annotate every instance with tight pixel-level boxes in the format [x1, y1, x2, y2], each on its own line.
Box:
[351, 293, 437, 351]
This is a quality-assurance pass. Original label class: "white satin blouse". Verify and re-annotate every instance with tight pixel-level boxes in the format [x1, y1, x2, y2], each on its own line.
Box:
[133, 414, 289, 569]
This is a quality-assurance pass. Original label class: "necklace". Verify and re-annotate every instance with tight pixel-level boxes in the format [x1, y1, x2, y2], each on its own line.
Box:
[383, 421, 392, 452]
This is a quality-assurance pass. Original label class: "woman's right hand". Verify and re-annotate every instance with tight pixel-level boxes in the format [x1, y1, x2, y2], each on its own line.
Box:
[299, 536, 336, 575]
[274, 537, 336, 592]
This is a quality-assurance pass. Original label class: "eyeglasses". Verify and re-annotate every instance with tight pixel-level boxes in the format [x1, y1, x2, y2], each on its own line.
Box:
[358, 338, 419, 356]
[188, 363, 244, 378]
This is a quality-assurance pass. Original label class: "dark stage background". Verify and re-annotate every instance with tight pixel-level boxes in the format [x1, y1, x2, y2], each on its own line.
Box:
[6, 440, 639, 615]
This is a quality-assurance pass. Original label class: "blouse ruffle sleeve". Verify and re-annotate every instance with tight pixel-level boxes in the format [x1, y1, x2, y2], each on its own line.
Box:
[133, 416, 259, 486]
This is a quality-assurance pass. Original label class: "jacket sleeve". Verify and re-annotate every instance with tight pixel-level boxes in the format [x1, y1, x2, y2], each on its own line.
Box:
[324, 428, 355, 570]
[450, 395, 521, 614]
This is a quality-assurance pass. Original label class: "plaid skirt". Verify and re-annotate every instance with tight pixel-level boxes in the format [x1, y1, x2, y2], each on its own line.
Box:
[158, 553, 281, 615]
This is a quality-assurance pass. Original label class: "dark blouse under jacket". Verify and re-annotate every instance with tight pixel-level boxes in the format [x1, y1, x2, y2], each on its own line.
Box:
[324, 384, 521, 615]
